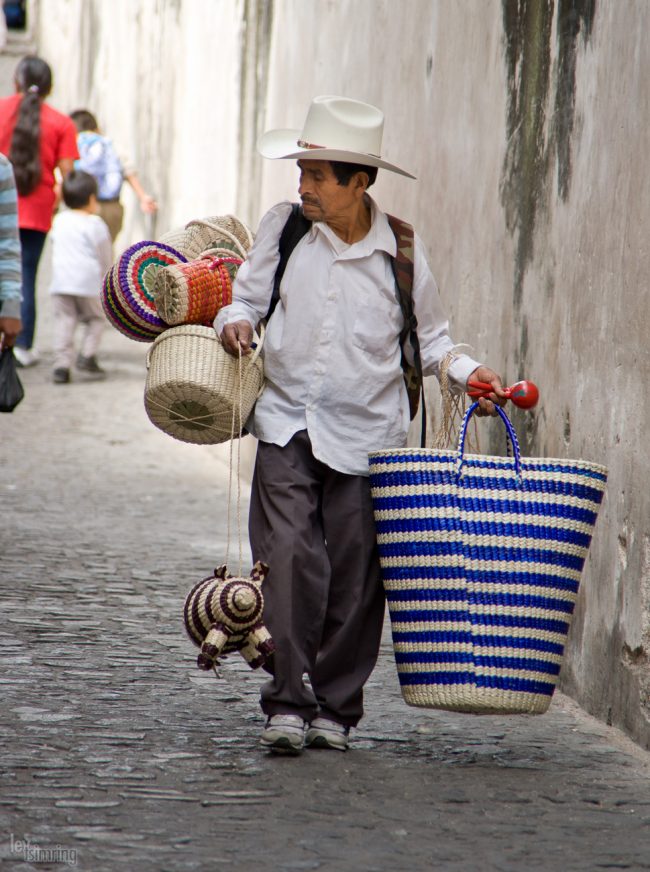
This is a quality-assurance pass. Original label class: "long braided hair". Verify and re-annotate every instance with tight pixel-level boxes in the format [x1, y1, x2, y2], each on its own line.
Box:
[9, 56, 53, 197]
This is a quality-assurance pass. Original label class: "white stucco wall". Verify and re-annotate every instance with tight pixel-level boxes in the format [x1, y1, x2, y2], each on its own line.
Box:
[35, 0, 244, 245]
[257, 0, 650, 747]
[14, 0, 650, 746]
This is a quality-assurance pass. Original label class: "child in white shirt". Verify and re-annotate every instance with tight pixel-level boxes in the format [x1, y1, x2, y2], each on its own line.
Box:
[49, 170, 113, 383]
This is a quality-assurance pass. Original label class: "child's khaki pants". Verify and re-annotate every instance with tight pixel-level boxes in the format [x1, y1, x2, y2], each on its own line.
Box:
[52, 294, 105, 370]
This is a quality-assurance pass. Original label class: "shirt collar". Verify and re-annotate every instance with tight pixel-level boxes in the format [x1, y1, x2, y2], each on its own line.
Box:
[309, 194, 397, 258]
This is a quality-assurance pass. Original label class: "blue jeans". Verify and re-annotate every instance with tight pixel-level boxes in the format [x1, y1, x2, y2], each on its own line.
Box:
[16, 228, 47, 350]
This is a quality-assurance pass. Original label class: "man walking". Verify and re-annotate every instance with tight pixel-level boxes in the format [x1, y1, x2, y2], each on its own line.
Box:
[216, 96, 505, 754]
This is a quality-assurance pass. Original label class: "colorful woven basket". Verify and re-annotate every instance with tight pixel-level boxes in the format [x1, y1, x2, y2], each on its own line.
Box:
[368, 404, 608, 715]
[101, 264, 155, 343]
[152, 252, 242, 326]
[101, 241, 187, 342]
[144, 324, 265, 445]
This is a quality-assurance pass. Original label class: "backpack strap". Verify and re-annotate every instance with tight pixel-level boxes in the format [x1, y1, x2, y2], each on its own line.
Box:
[386, 213, 426, 447]
[267, 203, 312, 321]
[270, 205, 426, 447]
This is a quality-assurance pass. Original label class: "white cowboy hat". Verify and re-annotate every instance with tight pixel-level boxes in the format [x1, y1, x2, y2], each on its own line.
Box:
[257, 95, 416, 179]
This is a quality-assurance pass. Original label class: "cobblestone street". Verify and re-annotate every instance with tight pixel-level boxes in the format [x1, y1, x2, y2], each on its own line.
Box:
[1, 271, 650, 872]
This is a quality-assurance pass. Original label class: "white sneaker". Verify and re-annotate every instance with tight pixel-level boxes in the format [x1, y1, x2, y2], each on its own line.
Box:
[13, 347, 39, 367]
[260, 714, 305, 754]
[305, 717, 350, 751]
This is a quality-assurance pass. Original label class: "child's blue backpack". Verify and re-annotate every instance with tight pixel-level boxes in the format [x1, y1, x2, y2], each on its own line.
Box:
[75, 131, 124, 201]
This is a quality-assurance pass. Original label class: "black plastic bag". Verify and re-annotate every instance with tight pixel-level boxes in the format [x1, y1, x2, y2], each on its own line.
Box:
[0, 347, 25, 412]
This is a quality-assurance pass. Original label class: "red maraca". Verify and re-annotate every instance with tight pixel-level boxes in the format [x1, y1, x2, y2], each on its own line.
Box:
[467, 379, 539, 409]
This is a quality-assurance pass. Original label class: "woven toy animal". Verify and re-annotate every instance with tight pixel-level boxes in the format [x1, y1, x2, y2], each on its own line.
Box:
[183, 561, 275, 671]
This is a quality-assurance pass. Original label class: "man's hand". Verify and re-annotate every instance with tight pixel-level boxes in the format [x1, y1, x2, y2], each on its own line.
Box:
[220, 320, 254, 357]
[466, 365, 508, 416]
[0, 316, 22, 349]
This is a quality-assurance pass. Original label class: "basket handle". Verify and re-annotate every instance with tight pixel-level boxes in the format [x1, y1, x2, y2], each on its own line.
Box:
[200, 248, 244, 267]
[457, 401, 521, 479]
[249, 321, 265, 365]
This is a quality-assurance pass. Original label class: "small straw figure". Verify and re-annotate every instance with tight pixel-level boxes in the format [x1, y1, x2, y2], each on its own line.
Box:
[183, 561, 275, 672]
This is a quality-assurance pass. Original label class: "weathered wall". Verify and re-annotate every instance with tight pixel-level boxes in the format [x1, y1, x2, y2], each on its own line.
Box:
[258, 0, 650, 748]
[31, 0, 252, 242]
[15, 0, 650, 746]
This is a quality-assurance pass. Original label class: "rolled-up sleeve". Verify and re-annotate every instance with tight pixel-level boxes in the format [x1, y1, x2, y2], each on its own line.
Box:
[214, 201, 293, 334]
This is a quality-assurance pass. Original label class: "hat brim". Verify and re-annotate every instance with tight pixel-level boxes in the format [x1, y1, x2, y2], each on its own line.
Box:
[258, 128, 416, 180]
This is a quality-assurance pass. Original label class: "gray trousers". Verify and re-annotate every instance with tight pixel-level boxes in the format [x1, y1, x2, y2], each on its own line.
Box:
[249, 430, 385, 727]
[51, 294, 105, 370]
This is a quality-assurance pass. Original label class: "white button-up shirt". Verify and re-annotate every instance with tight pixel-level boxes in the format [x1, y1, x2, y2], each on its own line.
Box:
[215, 198, 481, 476]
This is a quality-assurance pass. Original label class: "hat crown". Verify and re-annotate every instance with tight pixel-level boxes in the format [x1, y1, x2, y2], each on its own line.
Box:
[299, 96, 384, 158]
[256, 95, 415, 178]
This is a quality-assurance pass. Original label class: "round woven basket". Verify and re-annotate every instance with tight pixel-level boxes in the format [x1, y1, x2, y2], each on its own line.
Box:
[152, 252, 242, 326]
[158, 224, 192, 258]
[101, 264, 151, 342]
[101, 241, 187, 342]
[182, 215, 254, 260]
[144, 324, 265, 445]
[101, 262, 163, 342]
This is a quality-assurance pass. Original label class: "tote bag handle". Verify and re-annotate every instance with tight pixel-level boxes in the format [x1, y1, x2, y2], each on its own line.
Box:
[457, 401, 522, 480]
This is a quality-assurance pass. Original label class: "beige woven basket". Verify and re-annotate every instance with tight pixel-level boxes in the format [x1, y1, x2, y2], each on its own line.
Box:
[158, 224, 192, 257]
[158, 216, 254, 261]
[183, 215, 254, 260]
[144, 324, 265, 445]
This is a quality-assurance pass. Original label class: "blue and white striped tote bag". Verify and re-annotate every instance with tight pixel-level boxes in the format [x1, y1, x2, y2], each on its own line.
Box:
[368, 403, 607, 715]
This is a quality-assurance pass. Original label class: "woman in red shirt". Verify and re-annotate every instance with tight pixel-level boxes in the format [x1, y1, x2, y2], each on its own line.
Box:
[0, 55, 79, 365]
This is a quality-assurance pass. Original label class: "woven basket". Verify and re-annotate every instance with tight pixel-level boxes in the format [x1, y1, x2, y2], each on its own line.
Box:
[101, 241, 187, 342]
[144, 324, 265, 445]
[152, 252, 242, 326]
[101, 264, 154, 343]
[158, 224, 192, 257]
[182, 215, 254, 260]
[368, 404, 608, 715]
